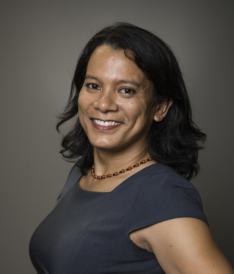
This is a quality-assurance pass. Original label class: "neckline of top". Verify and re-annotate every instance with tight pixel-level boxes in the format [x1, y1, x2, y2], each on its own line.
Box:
[77, 163, 161, 194]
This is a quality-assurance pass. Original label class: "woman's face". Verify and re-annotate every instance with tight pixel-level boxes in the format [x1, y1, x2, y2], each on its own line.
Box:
[78, 45, 156, 152]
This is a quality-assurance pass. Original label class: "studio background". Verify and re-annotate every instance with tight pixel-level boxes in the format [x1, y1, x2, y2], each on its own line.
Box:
[1, 1, 233, 273]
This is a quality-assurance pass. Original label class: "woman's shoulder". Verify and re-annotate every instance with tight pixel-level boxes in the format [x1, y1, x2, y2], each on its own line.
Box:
[55, 163, 82, 206]
[136, 163, 206, 219]
[143, 163, 196, 190]
[129, 163, 209, 231]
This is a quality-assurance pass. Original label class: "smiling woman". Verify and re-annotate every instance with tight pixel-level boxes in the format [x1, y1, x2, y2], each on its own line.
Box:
[29, 23, 234, 274]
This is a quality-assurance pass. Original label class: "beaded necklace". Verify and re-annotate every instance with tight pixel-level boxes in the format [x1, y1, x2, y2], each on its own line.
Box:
[91, 157, 152, 179]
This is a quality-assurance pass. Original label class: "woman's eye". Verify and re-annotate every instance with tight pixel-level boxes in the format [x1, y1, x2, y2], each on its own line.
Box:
[120, 88, 136, 94]
[86, 83, 100, 90]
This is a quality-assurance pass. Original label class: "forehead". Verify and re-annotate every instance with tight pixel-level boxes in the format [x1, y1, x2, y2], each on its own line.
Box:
[86, 45, 148, 86]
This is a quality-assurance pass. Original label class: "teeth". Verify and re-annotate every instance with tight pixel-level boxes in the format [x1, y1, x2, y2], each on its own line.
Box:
[93, 119, 122, 126]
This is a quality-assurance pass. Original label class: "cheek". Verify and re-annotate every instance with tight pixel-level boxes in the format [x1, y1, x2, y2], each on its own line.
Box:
[78, 91, 91, 114]
[78, 95, 89, 130]
[123, 100, 146, 122]
[77, 96, 89, 133]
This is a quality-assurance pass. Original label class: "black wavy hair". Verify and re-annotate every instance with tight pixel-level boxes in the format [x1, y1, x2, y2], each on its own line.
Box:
[56, 22, 206, 180]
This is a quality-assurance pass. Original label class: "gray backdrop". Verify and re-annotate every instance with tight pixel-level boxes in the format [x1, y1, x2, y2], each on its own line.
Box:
[1, 1, 233, 273]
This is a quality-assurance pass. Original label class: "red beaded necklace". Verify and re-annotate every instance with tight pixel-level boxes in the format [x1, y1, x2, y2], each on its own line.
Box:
[91, 157, 152, 179]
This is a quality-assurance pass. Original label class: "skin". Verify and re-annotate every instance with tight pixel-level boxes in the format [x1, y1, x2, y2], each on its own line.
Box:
[78, 45, 234, 273]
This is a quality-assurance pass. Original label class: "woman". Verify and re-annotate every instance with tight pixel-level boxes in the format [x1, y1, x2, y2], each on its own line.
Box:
[29, 23, 234, 273]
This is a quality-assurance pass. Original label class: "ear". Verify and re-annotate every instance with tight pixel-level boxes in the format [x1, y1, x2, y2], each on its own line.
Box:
[153, 100, 173, 122]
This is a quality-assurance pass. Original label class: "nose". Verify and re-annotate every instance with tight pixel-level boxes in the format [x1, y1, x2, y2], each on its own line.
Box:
[93, 89, 118, 113]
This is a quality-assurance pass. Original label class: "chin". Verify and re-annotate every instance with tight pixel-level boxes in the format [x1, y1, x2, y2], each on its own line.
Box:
[90, 140, 122, 151]
[93, 144, 119, 151]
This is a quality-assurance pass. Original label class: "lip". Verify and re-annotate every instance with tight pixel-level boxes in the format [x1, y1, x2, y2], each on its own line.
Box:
[91, 119, 123, 131]
[91, 118, 123, 123]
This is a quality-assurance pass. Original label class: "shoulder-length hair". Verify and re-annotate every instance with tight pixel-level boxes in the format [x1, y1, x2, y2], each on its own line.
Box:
[56, 22, 206, 180]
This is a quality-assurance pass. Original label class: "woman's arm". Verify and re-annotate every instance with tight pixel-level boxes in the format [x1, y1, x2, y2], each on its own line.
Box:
[139, 218, 234, 274]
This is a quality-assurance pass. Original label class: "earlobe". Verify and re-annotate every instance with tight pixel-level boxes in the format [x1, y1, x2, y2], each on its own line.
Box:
[154, 113, 162, 122]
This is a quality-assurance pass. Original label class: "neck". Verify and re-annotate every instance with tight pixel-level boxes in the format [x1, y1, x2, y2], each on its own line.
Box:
[92, 145, 153, 175]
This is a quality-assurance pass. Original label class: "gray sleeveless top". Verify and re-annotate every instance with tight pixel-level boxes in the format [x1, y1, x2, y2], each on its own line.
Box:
[29, 163, 208, 274]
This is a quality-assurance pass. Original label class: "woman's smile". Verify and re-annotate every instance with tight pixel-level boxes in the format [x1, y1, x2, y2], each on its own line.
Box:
[91, 118, 123, 131]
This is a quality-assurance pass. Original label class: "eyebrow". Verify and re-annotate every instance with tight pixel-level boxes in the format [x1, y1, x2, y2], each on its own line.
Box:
[85, 75, 140, 88]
